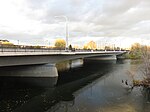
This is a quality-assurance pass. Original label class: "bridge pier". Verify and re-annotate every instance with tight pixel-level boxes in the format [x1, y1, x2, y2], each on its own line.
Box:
[0, 64, 58, 87]
[0, 64, 58, 77]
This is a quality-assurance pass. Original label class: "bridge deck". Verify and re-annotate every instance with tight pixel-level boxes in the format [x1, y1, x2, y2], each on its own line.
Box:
[0, 50, 126, 76]
[0, 51, 124, 56]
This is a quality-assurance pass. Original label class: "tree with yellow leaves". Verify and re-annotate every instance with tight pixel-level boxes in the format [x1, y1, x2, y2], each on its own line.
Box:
[0, 40, 13, 45]
[54, 39, 66, 49]
[84, 41, 97, 50]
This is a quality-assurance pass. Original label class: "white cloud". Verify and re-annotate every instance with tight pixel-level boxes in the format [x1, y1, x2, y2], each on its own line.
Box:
[0, 0, 150, 48]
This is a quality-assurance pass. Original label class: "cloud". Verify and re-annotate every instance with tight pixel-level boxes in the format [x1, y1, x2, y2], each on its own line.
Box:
[0, 0, 150, 47]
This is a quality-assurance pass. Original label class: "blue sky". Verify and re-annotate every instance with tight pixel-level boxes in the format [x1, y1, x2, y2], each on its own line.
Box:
[0, 0, 150, 48]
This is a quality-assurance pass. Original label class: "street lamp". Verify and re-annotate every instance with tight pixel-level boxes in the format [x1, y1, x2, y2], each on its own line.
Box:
[18, 40, 19, 45]
[18, 40, 19, 50]
[55, 16, 69, 50]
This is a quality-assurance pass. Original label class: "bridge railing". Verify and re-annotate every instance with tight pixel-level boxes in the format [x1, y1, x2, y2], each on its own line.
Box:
[0, 47, 66, 53]
[0, 47, 127, 53]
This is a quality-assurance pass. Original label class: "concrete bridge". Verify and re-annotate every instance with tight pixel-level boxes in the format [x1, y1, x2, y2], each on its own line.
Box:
[0, 48, 125, 67]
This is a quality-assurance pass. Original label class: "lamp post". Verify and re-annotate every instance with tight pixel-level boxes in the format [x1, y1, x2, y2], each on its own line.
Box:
[18, 40, 19, 46]
[18, 40, 19, 51]
[55, 16, 69, 50]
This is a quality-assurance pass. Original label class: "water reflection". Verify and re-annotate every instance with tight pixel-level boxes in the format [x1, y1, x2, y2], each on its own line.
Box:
[0, 65, 58, 112]
[12, 60, 115, 112]
[57, 59, 115, 85]
[143, 88, 150, 102]
[0, 59, 150, 112]
[53, 60, 150, 112]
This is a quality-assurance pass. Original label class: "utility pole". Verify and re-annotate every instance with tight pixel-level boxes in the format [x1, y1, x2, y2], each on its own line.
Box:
[55, 16, 69, 50]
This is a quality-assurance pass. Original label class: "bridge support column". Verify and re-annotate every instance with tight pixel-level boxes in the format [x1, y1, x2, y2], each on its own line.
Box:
[112, 55, 117, 60]
[0, 64, 58, 77]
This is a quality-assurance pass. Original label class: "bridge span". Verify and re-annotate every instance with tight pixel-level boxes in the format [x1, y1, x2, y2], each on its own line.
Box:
[0, 50, 125, 67]
[0, 49, 126, 77]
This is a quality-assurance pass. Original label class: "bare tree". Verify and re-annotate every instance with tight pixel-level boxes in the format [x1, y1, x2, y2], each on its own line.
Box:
[127, 45, 150, 88]
[141, 46, 150, 79]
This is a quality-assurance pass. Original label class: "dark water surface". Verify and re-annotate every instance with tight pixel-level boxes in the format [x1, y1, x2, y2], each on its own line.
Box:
[0, 59, 150, 112]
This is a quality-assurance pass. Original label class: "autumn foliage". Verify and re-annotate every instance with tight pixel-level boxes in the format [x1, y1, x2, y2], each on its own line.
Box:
[84, 41, 97, 50]
[128, 44, 150, 88]
[54, 39, 66, 49]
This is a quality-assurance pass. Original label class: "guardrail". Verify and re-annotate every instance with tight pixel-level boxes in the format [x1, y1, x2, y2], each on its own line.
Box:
[0, 47, 126, 53]
[0, 48, 65, 52]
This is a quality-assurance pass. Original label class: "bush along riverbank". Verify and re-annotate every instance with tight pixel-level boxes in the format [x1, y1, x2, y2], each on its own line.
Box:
[127, 45, 150, 89]
[133, 79, 150, 88]
[124, 43, 142, 59]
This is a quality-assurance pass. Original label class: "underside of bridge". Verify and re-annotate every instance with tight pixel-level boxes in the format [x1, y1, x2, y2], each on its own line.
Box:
[0, 51, 123, 67]
[0, 51, 125, 77]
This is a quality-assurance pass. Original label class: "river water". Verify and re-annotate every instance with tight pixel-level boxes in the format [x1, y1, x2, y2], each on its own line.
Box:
[0, 59, 150, 112]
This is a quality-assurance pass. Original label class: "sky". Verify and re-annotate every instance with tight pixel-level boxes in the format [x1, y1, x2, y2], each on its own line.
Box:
[0, 0, 150, 48]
